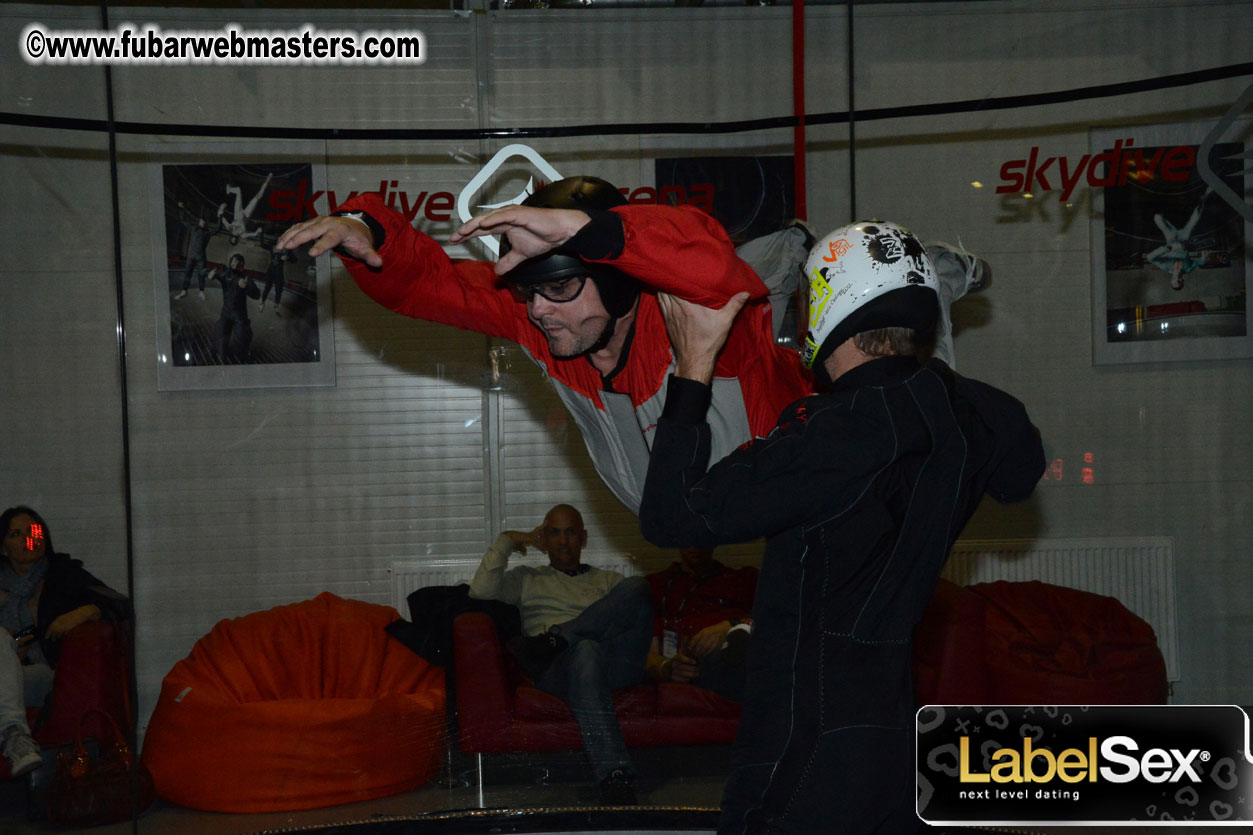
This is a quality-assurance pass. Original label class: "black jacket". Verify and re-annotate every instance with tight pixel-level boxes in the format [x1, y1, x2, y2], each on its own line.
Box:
[641, 356, 1043, 553]
[385, 584, 521, 667]
[36, 553, 132, 667]
[639, 356, 1044, 833]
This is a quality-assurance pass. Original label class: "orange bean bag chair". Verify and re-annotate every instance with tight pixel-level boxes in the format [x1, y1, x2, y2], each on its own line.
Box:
[141, 593, 446, 812]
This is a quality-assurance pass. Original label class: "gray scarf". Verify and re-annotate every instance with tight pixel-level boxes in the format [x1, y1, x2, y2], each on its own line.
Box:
[0, 558, 49, 633]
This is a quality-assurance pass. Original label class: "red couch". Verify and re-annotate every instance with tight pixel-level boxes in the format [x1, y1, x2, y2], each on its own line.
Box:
[1, 620, 133, 780]
[452, 578, 1168, 759]
[453, 611, 739, 754]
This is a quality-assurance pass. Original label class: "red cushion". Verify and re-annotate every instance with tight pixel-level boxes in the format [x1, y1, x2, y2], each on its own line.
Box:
[656, 682, 741, 718]
[514, 683, 657, 721]
[141, 593, 446, 812]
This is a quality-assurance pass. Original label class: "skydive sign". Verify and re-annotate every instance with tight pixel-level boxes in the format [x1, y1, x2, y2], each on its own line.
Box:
[260, 143, 718, 247]
[996, 140, 1198, 201]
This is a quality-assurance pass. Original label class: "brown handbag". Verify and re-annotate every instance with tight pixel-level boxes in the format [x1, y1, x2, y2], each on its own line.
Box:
[46, 708, 155, 827]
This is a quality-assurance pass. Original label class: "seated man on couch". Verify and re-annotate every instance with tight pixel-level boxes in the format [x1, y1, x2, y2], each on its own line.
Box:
[644, 546, 756, 702]
[468, 504, 652, 804]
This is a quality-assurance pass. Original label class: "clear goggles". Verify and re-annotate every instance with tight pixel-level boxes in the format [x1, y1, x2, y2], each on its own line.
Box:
[507, 275, 588, 304]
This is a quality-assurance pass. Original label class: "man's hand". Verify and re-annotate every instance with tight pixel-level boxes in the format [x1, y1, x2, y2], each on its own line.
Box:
[236, 277, 248, 289]
[502, 524, 545, 555]
[686, 620, 734, 658]
[657, 291, 752, 385]
[451, 207, 591, 275]
[11, 632, 34, 662]
[276, 216, 383, 268]
[669, 652, 700, 683]
[44, 604, 100, 641]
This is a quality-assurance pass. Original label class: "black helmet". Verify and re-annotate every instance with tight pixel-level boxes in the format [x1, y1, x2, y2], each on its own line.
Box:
[502, 176, 640, 319]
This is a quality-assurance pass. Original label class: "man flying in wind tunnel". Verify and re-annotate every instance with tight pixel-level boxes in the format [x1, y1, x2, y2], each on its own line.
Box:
[276, 176, 811, 514]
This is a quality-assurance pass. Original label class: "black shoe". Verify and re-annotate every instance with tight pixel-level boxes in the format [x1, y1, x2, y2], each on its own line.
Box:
[507, 631, 568, 680]
[598, 768, 637, 805]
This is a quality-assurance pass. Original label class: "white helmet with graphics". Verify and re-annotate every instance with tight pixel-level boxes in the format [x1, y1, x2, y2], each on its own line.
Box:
[801, 220, 940, 382]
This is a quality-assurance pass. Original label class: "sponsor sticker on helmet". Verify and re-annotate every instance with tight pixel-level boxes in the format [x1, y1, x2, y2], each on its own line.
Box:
[801, 335, 819, 368]
[821, 237, 852, 263]
[807, 265, 834, 329]
[870, 231, 906, 264]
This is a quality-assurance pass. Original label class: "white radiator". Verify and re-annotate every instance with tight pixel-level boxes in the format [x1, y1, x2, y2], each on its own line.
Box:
[943, 537, 1179, 682]
[388, 554, 641, 617]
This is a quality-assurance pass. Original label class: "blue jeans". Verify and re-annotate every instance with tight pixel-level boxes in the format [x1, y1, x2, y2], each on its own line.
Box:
[535, 576, 652, 782]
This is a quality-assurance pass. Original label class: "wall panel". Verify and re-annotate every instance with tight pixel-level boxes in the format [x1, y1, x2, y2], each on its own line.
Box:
[854, 0, 1253, 703]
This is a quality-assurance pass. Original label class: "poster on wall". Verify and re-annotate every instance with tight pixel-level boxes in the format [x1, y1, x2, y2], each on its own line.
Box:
[1091, 121, 1250, 365]
[654, 155, 795, 244]
[148, 141, 335, 390]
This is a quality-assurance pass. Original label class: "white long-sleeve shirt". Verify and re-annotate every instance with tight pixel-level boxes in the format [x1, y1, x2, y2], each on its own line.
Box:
[468, 533, 623, 636]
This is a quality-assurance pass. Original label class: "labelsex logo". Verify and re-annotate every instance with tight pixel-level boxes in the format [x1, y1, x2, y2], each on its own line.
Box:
[960, 735, 1207, 785]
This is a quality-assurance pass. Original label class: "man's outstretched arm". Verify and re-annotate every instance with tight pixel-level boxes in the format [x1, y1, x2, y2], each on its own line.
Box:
[276, 211, 383, 267]
[451, 206, 593, 275]
[453, 203, 768, 307]
[606, 205, 767, 306]
[276, 194, 524, 341]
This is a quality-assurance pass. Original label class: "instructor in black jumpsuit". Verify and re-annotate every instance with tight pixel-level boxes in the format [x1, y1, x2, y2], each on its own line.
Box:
[640, 220, 1045, 834]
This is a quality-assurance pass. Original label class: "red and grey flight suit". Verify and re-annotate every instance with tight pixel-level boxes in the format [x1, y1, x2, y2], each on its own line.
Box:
[334, 193, 812, 513]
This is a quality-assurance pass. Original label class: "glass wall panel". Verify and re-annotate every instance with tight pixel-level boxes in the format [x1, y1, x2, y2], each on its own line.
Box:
[1, 4, 135, 829]
[1, 1, 1249, 831]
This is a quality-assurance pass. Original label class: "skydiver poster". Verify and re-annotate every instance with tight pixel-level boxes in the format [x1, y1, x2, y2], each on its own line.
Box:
[148, 142, 336, 390]
[1091, 119, 1251, 365]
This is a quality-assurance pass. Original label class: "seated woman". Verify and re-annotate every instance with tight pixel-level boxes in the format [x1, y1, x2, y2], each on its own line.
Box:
[0, 506, 132, 776]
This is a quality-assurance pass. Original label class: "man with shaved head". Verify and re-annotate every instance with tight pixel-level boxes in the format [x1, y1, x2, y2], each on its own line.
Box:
[469, 504, 652, 804]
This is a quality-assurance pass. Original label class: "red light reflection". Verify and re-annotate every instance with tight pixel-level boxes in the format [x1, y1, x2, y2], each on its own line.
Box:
[1040, 455, 1097, 485]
